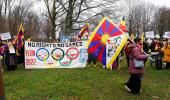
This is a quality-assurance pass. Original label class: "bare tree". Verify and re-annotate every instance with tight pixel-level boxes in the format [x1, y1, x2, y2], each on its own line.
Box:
[119, 0, 155, 36]
[154, 7, 170, 38]
[43, 0, 119, 41]
[6, 0, 33, 36]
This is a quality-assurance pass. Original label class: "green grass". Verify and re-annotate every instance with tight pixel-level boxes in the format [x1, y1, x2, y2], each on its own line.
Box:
[2, 59, 170, 100]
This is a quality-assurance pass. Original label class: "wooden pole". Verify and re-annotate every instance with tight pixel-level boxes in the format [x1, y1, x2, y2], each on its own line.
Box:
[0, 58, 5, 100]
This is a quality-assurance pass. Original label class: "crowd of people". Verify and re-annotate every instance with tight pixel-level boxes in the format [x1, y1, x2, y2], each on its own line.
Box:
[0, 37, 25, 71]
[87, 37, 170, 94]
[0, 35, 170, 95]
[121, 38, 170, 94]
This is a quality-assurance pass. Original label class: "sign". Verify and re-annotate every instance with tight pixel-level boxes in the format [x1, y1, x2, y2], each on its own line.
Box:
[147, 38, 152, 44]
[0, 32, 11, 40]
[145, 31, 155, 39]
[163, 32, 170, 38]
[25, 41, 88, 69]
[60, 36, 70, 43]
[8, 43, 15, 54]
[155, 34, 160, 39]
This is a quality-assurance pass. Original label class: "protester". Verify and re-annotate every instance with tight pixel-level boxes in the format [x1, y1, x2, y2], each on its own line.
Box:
[87, 54, 97, 67]
[111, 56, 119, 69]
[143, 41, 150, 65]
[161, 41, 170, 69]
[17, 44, 25, 64]
[16, 36, 25, 64]
[143, 41, 150, 54]
[0, 39, 5, 71]
[149, 39, 160, 66]
[4, 40, 17, 71]
[125, 38, 148, 94]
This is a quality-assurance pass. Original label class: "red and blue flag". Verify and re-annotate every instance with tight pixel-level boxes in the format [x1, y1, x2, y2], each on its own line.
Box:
[15, 23, 24, 50]
[119, 17, 127, 33]
[78, 24, 89, 39]
[86, 17, 125, 66]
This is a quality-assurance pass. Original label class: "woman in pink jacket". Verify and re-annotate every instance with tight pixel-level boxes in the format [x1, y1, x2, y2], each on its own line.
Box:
[125, 38, 148, 94]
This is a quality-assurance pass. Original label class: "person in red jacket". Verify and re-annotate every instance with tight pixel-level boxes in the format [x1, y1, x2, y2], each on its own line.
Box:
[125, 38, 148, 94]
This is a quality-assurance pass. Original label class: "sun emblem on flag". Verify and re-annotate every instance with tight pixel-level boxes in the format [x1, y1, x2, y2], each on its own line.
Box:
[101, 33, 110, 45]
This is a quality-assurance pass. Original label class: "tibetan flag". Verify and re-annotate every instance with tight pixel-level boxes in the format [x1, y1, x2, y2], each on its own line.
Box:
[16, 23, 24, 50]
[119, 17, 127, 32]
[78, 24, 89, 39]
[86, 17, 127, 68]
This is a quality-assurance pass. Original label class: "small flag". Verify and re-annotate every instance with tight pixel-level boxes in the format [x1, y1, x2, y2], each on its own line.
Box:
[27, 37, 32, 41]
[16, 23, 24, 50]
[78, 24, 89, 39]
[119, 17, 127, 32]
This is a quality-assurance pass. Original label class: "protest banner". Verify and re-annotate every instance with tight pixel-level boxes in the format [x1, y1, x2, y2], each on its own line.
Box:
[60, 36, 70, 43]
[25, 41, 88, 69]
[0, 32, 11, 40]
[145, 31, 155, 39]
[163, 32, 170, 38]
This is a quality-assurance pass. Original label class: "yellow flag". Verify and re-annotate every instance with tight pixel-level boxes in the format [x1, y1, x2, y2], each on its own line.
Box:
[27, 37, 32, 41]
[130, 34, 134, 41]
[141, 32, 144, 49]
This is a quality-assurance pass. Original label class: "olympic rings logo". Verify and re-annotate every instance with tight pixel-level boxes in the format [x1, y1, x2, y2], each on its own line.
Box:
[36, 48, 50, 61]
[36, 47, 79, 66]
[66, 47, 79, 60]
[59, 54, 72, 66]
[51, 48, 64, 61]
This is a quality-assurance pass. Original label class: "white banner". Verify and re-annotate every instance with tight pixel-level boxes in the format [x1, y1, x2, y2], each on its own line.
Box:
[0, 32, 11, 40]
[25, 41, 88, 69]
[145, 31, 155, 39]
[163, 32, 170, 38]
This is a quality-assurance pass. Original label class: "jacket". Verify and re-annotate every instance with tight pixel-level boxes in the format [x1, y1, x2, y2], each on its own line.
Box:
[128, 43, 147, 75]
[162, 45, 170, 62]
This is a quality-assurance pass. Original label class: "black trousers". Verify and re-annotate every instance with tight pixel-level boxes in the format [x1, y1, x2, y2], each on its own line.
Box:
[166, 62, 170, 69]
[88, 59, 96, 65]
[126, 74, 141, 93]
[7, 65, 17, 71]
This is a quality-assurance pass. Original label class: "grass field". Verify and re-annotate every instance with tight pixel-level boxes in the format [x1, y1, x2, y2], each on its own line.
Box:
[2, 59, 170, 100]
